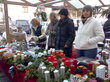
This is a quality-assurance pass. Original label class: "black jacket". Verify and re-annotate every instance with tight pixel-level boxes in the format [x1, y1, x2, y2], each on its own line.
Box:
[56, 17, 75, 49]
[103, 19, 110, 38]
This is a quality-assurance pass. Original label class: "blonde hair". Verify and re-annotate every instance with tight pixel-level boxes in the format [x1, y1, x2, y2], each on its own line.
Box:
[50, 12, 58, 21]
[30, 18, 40, 26]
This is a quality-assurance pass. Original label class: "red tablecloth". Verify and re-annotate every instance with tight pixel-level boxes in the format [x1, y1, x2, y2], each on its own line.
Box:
[0, 60, 17, 82]
[0, 60, 37, 82]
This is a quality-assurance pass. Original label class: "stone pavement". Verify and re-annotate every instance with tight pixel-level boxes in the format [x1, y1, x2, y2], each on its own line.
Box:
[0, 71, 11, 82]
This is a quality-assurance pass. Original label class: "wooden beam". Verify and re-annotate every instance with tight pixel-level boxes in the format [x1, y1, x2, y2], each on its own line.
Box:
[21, 0, 33, 4]
[46, 5, 68, 9]
[65, 1, 78, 10]
[36, 0, 53, 5]
[98, 0, 105, 6]
[96, 4, 110, 7]
[79, 0, 86, 5]
[4, 0, 10, 42]
[0, 1, 36, 7]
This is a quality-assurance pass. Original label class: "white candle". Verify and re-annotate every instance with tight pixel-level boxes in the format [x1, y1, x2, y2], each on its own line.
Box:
[54, 70, 59, 80]
[60, 66, 65, 76]
[21, 54, 24, 60]
[44, 70, 50, 81]
[43, 51, 47, 55]
[41, 66, 46, 74]
[24, 55, 27, 58]
[52, 49, 55, 52]
[48, 50, 51, 55]
[13, 55, 17, 62]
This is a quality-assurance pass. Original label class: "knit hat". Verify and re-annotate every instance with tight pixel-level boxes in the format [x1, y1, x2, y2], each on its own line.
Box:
[107, 13, 110, 19]
[59, 8, 69, 16]
[83, 5, 93, 13]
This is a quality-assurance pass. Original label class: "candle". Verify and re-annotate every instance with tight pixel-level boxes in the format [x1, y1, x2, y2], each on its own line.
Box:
[65, 60, 70, 67]
[83, 67, 87, 75]
[60, 66, 65, 76]
[60, 52, 64, 57]
[48, 50, 51, 55]
[41, 66, 46, 74]
[70, 65, 75, 74]
[21, 54, 24, 60]
[73, 59, 77, 68]
[24, 55, 27, 58]
[13, 55, 17, 62]
[53, 55, 56, 59]
[55, 51, 59, 55]
[54, 70, 59, 80]
[88, 62, 93, 71]
[52, 51, 55, 55]
[17, 53, 21, 60]
[53, 61, 59, 67]
[44, 71, 50, 81]
[48, 57, 52, 62]
[62, 58, 66, 62]
[43, 51, 47, 55]
[54, 58, 57, 61]
[52, 49, 55, 52]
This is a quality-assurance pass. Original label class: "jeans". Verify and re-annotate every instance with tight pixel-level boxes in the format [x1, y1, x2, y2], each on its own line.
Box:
[76, 48, 97, 59]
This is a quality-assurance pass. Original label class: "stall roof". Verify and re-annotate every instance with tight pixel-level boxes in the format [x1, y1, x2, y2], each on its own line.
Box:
[0, 0, 109, 9]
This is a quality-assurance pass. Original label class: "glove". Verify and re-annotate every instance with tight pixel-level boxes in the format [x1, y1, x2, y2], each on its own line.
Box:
[31, 36, 39, 41]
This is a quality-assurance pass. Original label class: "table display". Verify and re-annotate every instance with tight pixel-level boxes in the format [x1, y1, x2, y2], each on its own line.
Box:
[0, 39, 110, 82]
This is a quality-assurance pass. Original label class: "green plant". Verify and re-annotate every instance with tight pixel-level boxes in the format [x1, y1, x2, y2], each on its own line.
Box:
[24, 69, 39, 80]
[7, 58, 14, 65]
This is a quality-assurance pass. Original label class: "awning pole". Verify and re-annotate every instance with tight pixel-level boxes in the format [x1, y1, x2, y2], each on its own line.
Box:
[4, 0, 10, 42]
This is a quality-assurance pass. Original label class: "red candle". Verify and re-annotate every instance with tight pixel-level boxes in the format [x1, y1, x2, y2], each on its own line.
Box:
[62, 58, 66, 62]
[53, 55, 56, 59]
[52, 51, 55, 55]
[70, 65, 75, 70]
[70, 65, 75, 74]
[73, 59, 77, 68]
[48, 57, 52, 62]
[50, 55, 54, 61]
[56, 51, 59, 55]
[54, 58, 57, 61]
[83, 67, 87, 75]
[53, 61, 58, 67]
[65, 60, 70, 67]
[88, 62, 93, 71]
[60, 52, 64, 57]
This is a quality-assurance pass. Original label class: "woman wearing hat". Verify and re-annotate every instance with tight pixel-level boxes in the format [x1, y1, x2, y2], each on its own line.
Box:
[55, 8, 75, 58]
[103, 13, 110, 39]
[75, 5, 105, 59]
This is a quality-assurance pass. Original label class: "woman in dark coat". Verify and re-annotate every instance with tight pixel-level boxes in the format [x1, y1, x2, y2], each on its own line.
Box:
[55, 8, 75, 58]
[103, 13, 110, 39]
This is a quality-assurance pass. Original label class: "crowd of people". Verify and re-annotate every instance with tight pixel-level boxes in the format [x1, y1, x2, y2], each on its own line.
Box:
[2, 5, 110, 59]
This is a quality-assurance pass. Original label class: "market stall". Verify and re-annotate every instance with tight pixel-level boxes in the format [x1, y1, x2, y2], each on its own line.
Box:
[0, 39, 110, 82]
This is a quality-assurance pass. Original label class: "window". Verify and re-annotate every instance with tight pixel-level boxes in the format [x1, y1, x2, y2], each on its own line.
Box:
[22, 6, 28, 13]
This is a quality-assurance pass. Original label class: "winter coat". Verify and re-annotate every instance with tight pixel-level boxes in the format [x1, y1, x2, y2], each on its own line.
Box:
[47, 20, 58, 47]
[103, 19, 110, 39]
[56, 17, 75, 50]
[75, 17, 105, 50]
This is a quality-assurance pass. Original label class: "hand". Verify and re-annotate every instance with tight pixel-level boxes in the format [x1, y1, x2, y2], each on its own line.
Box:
[64, 45, 69, 48]
[52, 43, 55, 47]
[31, 36, 39, 41]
